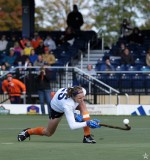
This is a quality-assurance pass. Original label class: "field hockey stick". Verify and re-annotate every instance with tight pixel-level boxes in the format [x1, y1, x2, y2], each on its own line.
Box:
[98, 123, 131, 131]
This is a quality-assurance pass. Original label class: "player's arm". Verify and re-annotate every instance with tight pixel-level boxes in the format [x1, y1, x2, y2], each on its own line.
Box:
[64, 107, 87, 130]
[64, 107, 100, 130]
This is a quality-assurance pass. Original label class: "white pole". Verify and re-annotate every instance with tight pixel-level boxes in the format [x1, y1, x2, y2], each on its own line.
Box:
[125, 93, 129, 104]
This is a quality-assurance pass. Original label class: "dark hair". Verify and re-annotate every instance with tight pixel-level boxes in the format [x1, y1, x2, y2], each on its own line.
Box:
[73, 4, 78, 10]
[103, 55, 110, 61]
[67, 86, 83, 97]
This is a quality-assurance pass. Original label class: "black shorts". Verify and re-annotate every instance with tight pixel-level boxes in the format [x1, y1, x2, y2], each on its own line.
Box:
[49, 108, 64, 119]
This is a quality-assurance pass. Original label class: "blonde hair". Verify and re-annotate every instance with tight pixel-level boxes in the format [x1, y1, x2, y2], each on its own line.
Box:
[67, 86, 83, 97]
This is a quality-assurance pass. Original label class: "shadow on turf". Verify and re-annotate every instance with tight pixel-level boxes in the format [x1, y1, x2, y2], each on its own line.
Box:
[19, 139, 83, 143]
[20, 138, 105, 143]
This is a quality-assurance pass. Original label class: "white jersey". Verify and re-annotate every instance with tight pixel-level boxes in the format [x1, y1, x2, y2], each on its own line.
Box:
[51, 88, 87, 130]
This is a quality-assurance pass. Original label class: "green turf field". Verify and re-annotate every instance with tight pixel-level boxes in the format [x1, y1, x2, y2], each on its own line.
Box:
[0, 115, 149, 160]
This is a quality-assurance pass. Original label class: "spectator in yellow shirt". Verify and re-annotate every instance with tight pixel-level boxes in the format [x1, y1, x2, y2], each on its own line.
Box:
[42, 47, 56, 65]
[24, 41, 33, 56]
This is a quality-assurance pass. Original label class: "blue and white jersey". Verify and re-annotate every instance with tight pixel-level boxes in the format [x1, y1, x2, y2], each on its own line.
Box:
[51, 88, 79, 113]
[51, 87, 87, 130]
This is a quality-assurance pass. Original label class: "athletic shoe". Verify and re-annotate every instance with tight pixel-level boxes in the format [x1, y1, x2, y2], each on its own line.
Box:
[17, 128, 30, 142]
[83, 135, 96, 144]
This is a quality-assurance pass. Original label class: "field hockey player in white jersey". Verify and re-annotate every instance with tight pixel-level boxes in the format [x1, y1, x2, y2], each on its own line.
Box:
[17, 86, 101, 143]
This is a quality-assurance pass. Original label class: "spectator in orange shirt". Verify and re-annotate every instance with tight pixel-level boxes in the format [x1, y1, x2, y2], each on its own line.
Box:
[20, 36, 30, 49]
[31, 32, 42, 49]
[2, 74, 26, 104]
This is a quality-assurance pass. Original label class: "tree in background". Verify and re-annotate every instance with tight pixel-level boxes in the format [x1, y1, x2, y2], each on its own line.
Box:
[0, 0, 150, 47]
[93, 0, 150, 47]
[35, 0, 150, 46]
[0, 0, 22, 30]
[34, 0, 95, 31]
[139, 0, 150, 30]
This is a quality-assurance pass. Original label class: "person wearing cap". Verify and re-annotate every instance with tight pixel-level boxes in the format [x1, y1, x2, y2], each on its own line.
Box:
[2, 74, 26, 104]
[1, 48, 17, 69]
[42, 47, 56, 65]
[17, 86, 101, 143]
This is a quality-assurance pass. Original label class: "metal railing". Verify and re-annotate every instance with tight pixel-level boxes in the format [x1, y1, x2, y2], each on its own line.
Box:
[2, 66, 150, 104]
[0, 66, 120, 104]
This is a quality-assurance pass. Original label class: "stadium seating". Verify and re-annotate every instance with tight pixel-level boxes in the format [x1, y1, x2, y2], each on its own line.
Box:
[106, 73, 119, 89]
[115, 65, 126, 71]
[132, 73, 145, 94]
[97, 73, 108, 84]
[145, 74, 150, 94]
[134, 58, 145, 70]
[1, 29, 150, 96]
[110, 58, 121, 68]
[119, 74, 132, 94]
